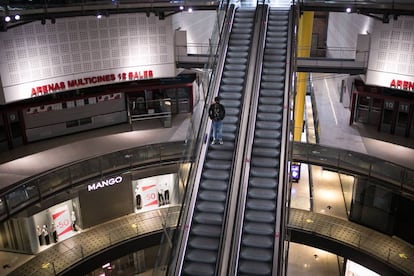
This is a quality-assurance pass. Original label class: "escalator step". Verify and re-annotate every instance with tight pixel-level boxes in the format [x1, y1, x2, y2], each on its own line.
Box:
[198, 190, 227, 202]
[259, 96, 284, 105]
[191, 224, 222, 238]
[245, 210, 276, 223]
[202, 169, 229, 181]
[253, 147, 280, 158]
[249, 176, 278, 189]
[206, 150, 233, 161]
[203, 160, 232, 171]
[238, 260, 272, 275]
[183, 263, 215, 276]
[193, 211, 224, 225]
[251, 157, 279, 168]
[250, 166, 279, 178]
[248, 187, 277, 200]
[246, 198, 276, 211]
[189, 237, 220, 251]
[255, 129, 281, 139]
[240, 247, 273, 262]
[257, 112, 282, 122]
[244, 222, 274, 235]
[196, 201, 225, 213]
[258, 104, 283, 113]
[242, 234, 274, 248]
[255, 120, 282, 130]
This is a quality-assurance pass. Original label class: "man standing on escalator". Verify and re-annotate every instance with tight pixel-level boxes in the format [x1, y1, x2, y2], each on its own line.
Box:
[208, 96, 226, 145]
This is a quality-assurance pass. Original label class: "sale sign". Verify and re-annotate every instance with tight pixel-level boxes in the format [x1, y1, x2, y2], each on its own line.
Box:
[140, 184, 158, 208]
[51, 205, 73, 240]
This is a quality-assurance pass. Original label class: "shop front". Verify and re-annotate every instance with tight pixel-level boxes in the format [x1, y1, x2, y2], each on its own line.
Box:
[0, 169, 180, 254]
[350, 80, 414, 137]
[32, 199, 80, 251]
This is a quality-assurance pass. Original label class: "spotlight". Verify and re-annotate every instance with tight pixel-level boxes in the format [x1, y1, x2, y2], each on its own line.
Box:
[4, 16, 11, 22]
[188, 7, 193, 13]
[179, 6, 184, 11]
[97, 13, 103, 19]
[345, 7, 351, 13]
[14, 14, 21, 21]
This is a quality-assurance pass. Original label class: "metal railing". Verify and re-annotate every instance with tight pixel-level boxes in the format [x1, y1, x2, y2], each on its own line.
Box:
[0, 141, 188, 223]
[289, 208, 414, 276]
[9, 206, 181, 276]
[292, 142, 414, 195]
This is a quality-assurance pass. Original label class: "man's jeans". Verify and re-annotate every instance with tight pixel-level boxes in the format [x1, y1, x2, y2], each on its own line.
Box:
[212, 120, 223, 142]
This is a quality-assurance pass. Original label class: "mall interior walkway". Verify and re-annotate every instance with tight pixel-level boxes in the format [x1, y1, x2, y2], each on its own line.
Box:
[0, 72, 413, 275]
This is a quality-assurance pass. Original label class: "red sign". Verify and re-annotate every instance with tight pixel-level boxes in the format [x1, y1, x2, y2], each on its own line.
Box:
[31, 70, 154, 97]
[390, 79, 414, 91]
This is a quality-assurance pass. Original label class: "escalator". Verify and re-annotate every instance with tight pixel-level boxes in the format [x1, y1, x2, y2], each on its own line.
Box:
[180, 7, 259, 276]
[236, 8, 291, 276]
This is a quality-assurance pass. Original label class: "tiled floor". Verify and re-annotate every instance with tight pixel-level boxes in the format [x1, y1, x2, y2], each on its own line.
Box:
[7, 206, 180, 276]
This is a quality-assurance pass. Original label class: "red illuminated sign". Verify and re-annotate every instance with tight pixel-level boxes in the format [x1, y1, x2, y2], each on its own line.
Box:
[390, 79, 414, 91]
[31, 70, 154, 97]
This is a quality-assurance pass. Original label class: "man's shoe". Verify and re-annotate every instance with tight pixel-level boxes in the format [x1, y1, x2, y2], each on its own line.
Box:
[211, 140, 217, 145]
[218, 140, 223, 145]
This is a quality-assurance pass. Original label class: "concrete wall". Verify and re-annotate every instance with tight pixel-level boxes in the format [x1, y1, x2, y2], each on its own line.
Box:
[327, 12, 374, 59]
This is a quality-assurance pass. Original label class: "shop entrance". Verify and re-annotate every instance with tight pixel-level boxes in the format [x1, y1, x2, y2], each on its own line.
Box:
[355, 95, 382, 126]
[395, 102, 410, 136]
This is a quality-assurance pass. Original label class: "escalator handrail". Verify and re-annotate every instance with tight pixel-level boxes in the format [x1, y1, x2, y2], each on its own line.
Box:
[272, 7, 297, 275]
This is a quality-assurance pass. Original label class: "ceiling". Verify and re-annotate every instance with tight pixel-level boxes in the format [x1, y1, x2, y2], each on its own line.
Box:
[1, 0, 414, 30]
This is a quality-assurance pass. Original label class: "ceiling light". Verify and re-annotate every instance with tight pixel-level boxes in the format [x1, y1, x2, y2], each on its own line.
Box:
[14, 14, 21, 20]
[179, 6, 184, 11]
[346, 7, 351, 13]
[4, 16, 11, 22]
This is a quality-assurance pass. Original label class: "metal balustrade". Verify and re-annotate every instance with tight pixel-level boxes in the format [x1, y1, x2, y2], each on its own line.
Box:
[292, 141, 414, 194]
[0, 141, 188, 223]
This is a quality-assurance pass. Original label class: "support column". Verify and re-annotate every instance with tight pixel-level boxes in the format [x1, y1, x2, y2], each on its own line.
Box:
[294, 12, 314, 142]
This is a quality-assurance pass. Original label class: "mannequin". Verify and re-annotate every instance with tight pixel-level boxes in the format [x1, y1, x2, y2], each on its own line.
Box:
[42, 225, 50, 245]
[158, 182, 170, 206]
[135, 185, 142, 210]
[51, 223, 58, 243]
[71, 211, 77, 231]
[36, 225, 43, 246]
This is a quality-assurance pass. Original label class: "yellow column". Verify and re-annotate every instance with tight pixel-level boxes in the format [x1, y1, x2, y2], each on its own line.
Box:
[294, 12, 314, 142]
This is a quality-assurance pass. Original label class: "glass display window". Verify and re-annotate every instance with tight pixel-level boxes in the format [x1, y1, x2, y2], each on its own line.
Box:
[132, 173, 176, 212]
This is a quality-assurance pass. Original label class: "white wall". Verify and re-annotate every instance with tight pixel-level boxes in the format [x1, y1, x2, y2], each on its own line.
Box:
[0, 13, 176, 104]
[366, 16, 414, 88]
[172, 11, 216, 54]
[327, 12, 374, 59]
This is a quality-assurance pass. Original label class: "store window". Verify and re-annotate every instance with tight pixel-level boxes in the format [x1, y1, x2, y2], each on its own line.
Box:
[133, 173, 177, 212]
[32, 199, 80, 252]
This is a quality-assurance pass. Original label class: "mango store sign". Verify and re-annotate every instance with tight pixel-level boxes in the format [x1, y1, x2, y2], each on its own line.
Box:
[31, 70, 154, 97]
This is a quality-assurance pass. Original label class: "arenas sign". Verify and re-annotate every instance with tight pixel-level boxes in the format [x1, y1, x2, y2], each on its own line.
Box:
[30, 70, 154, 97]
[390, 79, 414, 92]
[88, 176, 123, 192]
